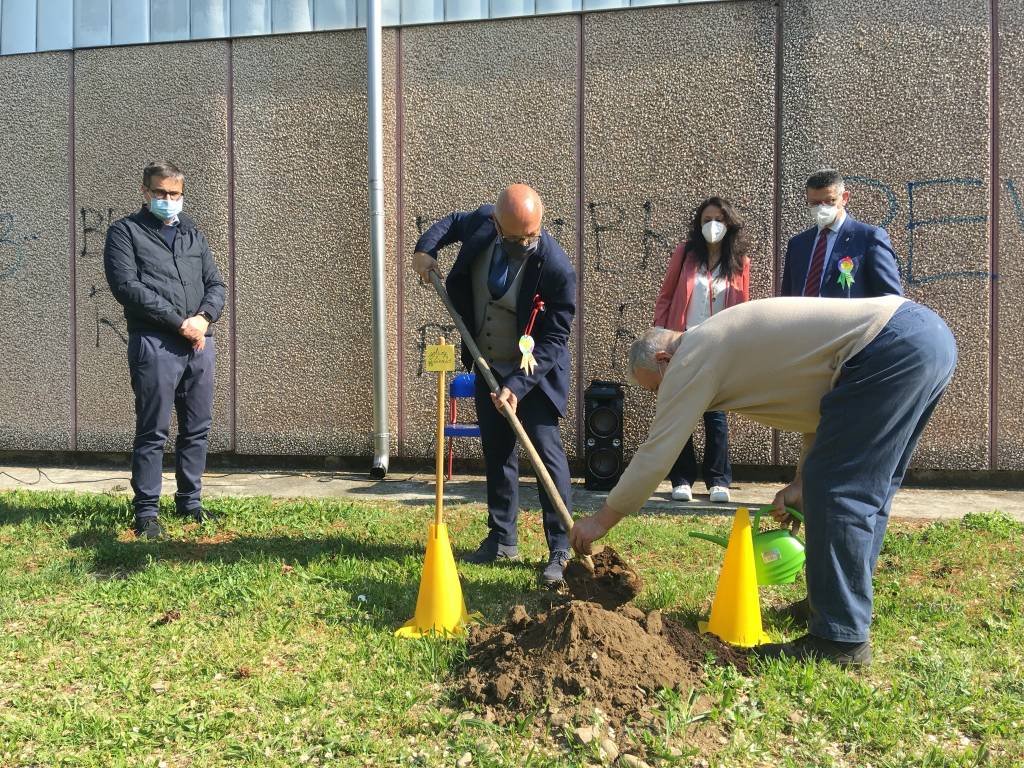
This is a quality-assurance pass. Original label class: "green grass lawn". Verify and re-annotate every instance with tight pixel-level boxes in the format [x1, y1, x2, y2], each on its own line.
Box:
[0, 489, 1021, 768]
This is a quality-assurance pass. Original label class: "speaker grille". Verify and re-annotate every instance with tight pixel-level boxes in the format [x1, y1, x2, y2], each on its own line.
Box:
[587, 448, 621, 480]
[587, 405, 619, 438]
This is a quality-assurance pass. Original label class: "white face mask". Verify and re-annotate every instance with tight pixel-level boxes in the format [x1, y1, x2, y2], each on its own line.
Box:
[702, 220, 727, 244]
[811, 203, 839, 228]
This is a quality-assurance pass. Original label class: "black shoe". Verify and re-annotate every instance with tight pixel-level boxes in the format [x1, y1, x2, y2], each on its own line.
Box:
[540, 550, 570, 587]
[190, 507, 219, 525]
[461, 537, 520, 564]
[752, 633, 872, 668]
[133, 517, 165, 540]
[784, 596, 810, 624]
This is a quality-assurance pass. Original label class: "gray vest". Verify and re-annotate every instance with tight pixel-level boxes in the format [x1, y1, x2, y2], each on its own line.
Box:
[472, 241, 527, 371]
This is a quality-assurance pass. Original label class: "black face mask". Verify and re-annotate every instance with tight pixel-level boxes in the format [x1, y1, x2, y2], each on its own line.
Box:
[501, 237, 539, 261]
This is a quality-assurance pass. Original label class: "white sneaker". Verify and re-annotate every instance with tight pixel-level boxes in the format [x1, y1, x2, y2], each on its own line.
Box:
[671, 483, 693, 502]
[709, 486, 731, 503]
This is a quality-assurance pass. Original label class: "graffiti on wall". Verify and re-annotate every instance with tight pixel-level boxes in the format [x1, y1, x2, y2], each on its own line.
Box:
[0, 212, 41, 280]
[79, 206, 133, 347]
[79, 207, 132, 259]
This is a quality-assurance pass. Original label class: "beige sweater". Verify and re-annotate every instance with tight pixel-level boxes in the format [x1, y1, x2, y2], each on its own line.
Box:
[605, 295, 907, 516]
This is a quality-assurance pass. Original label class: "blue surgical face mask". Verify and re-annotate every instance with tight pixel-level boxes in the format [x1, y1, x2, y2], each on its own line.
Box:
[149, 197, 183, 221]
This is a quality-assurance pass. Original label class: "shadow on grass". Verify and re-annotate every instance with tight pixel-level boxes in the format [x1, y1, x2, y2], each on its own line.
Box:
[69, 528, 422, 570]
[0, 492, 130, 528]
[64, 524, 547, 631]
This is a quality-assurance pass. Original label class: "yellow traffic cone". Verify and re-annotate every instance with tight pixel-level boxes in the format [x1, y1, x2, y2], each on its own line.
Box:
[698, 507, 770, 647]
[395, 522, 475, 638]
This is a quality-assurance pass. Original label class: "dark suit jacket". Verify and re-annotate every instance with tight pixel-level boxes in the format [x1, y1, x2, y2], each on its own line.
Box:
[781, 214, 903, 298]
[104, 207, 226, 335]
[415, 204, 576, 416]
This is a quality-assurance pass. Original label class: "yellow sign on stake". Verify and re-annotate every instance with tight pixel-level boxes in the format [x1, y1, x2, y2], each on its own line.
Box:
[395, 334, 479, 639]
[425, 342, 456, 372]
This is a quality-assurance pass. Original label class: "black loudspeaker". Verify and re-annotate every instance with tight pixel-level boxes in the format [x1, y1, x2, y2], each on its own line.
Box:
[584, 380, 624, 491]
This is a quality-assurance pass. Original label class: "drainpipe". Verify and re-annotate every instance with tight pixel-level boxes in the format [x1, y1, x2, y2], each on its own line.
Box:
[368, 0, 389, 479]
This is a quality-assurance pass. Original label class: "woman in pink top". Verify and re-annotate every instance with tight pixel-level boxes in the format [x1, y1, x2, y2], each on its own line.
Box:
[653, 196, 751, 503]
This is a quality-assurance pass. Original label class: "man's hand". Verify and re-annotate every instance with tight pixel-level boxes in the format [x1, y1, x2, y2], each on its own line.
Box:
[569, 515, 608, 556]
[569, 504, 625, 556]
[771, 477, 803, 526]
[412, 251, 440, 283]
[491, 387, 518, 415]
[180, 315, 209, 351]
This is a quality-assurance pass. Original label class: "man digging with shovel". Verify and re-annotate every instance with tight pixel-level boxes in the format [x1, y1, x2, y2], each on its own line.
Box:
[570, 295, 958, 666]
[412, 184, 577, 587]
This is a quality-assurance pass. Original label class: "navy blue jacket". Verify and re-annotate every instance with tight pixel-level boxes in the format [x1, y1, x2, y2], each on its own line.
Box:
[781, 214, 903, 298]
[415, 204, 576, 416]
[104, 207, 226, 335]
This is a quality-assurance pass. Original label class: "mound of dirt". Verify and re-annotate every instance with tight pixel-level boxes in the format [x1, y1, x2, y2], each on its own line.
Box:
[461, 600, 747, 732]
[563, 547, 644, 609]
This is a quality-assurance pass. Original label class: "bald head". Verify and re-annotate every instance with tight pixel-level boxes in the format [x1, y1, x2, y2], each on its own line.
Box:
[494, 184, 544, 240]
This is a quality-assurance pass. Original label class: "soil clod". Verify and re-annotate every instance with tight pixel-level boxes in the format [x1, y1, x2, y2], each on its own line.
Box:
[563, 547, 644, 609]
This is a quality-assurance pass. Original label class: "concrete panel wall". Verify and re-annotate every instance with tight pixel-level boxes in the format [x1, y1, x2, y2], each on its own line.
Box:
[232, 30, 399, 455]
[780, 0, 992, 470]
[582, 1, 776, 467]
[998, 0, 1024, 469]
[399, 15, 580, 461]
[0, 52, 72, 451]
[73, 42, 232, 452]
[0, 2, 1021, 474]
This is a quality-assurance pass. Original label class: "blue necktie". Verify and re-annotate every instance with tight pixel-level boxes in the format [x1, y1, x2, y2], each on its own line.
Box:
[488, 243, 510, 298]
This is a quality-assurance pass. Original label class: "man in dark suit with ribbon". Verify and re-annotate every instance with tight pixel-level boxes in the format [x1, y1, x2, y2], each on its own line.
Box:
[412, 184, 576, 586]
[781, 169, 903, 299]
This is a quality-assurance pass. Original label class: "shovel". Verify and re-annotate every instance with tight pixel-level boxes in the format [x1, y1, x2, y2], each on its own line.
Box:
[427, 271, 595, 575]
[689, 505, 806, 586]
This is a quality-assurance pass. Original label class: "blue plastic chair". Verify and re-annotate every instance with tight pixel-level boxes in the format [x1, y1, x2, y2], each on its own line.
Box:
[444, 373, 481, 480]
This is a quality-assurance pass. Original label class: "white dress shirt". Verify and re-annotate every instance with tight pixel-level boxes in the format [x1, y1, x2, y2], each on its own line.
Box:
[685, 263, 729, 330]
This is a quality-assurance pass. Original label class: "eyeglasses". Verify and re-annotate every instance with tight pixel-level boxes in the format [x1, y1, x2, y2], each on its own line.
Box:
[494, 220, 540, 247]
[147, 187, 183, 201]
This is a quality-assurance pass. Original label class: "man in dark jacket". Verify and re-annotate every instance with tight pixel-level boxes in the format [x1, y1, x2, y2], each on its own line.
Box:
[103, 161, 226, 538]
[781, 169, 903, 299]
[412, 184, 576, 586]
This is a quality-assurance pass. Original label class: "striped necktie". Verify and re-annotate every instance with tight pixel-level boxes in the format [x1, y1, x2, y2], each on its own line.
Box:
[802, 229, 829, 297]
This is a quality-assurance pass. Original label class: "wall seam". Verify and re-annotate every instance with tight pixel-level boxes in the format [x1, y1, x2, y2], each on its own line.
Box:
[69, 49, 78, 451]
[989, 0, 1000, 470]
[771, 0, 783, 467]
[227, 38, 238, 453]
[574, 11, 585, 460]
[396, 25, 406, 457]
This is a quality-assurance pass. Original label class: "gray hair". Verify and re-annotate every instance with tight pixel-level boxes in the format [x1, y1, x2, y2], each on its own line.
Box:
[806, 168, 844, 193]
[627, 327, 678, 384]
[143, 160, 184, 189]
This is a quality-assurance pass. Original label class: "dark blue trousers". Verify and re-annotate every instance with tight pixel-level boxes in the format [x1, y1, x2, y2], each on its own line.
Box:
[668, 410, 732, 488]
[127, 330, 216, 521]
[474, 372, 571, 553]
[803, 302, 957, 642]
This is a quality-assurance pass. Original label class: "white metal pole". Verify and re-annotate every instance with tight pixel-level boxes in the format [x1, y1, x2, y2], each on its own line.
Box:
[368, 0, 389, 479]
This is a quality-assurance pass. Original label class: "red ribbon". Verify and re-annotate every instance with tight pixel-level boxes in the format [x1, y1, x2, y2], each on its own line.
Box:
[524, 294, 545, 337]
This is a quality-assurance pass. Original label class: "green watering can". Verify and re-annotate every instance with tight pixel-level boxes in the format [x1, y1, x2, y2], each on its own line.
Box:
[689, 505, 806, 586]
